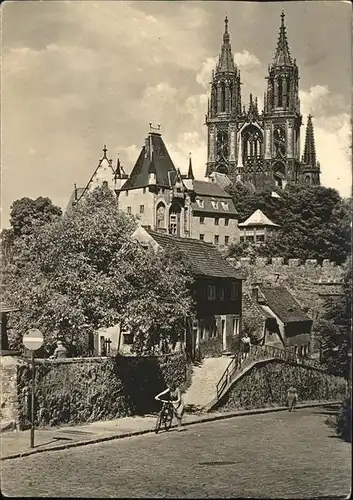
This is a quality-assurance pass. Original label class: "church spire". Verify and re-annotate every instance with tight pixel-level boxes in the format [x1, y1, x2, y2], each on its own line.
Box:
[302, 115, 316, 167]
[216, 16, 236, 73]
[187, 153, 195, 180]
[272, 11, 292, 67]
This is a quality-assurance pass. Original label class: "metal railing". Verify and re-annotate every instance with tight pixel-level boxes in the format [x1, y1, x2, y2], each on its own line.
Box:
[216, 345, 324, 399]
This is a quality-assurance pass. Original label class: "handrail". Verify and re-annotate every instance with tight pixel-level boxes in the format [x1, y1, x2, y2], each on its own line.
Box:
[215, 344, 323, 400]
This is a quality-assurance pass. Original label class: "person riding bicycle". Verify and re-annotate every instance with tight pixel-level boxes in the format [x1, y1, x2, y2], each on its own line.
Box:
[155, 382, 184, 431]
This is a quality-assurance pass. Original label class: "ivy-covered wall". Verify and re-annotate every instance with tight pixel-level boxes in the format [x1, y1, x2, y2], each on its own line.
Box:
[16, 353, 190, 429]
[218, 359, 347, 411]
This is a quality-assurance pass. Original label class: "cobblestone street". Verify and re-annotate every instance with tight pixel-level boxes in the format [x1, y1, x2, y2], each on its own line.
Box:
[1, 406, 351, 498]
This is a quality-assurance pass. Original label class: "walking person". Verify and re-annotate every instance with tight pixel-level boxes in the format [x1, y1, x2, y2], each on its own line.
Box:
[241, 333, 251, 361]
[155, 381, 185, 431]
[287, 386, 298, 411]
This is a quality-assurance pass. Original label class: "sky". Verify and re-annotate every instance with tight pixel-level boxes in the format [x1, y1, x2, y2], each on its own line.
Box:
[1, 0, 352, 227]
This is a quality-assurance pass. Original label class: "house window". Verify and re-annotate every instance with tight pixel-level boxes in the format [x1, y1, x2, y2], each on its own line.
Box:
[215, 217, 219, 226]
[207, 284, 216, 300]
[214, 235, 219, 245]
[211, 200, 219, 209]
[232, 318, 240, 336]
[240, 236, 244, 242]
[140, 205, 145, 214]
[225, 236, 229, 246]
[224, 217, 229, 226]
[156, 203, 166, 229]
[219, 287, 225, 301]
[200, 234, 204, 241]
[221, 202, 229, 211]
[143, 187, 146, 194]
[127, 206, 132, 215]
[200, 216, 205, 224]
[231, 282, 238, 301]
[123, 333, 134, 345]
[161, 188, 165, 194]
[196, 199, 204, 208]
[256, 234, 265, 243]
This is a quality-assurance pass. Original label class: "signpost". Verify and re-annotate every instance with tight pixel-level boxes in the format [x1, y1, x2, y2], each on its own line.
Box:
[23, 328, 44, 448]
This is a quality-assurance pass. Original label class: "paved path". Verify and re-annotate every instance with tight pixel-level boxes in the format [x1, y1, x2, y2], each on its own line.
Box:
[1, 406, 351, 498]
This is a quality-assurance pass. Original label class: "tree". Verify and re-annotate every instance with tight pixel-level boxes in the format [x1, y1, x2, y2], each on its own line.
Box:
[317, 259, 352, 378]
[3, 187, 194, 356]
[9, 196, 62, 238]
[226, 183, 351, 264]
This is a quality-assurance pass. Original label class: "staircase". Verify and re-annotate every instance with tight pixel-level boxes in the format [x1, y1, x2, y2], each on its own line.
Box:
[205, 344, 326, 412]
[183, 357, 231, 413]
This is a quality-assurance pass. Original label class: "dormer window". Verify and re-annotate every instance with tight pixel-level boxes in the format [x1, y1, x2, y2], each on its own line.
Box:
[221, 201, 229, 210]
[196, 199, 204, 208]
[211, 200, 219, 209]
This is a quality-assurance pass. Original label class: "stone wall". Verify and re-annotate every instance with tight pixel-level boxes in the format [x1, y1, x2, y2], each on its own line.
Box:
[0, 355, 20, 426]
[228, 257, 344, 322]
[8, 353, 189, 430]
[219, 359, 347, 411]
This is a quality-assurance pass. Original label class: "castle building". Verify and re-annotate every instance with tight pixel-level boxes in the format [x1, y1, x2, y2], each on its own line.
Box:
[116, 127, 239, 248]
[205, 12, 321, 191]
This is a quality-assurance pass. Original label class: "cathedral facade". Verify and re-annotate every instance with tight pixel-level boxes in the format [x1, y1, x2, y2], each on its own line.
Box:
[205, 12, 321, 191]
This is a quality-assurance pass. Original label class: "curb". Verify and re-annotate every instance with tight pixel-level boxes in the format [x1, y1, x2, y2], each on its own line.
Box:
[1, 400, 342, 461]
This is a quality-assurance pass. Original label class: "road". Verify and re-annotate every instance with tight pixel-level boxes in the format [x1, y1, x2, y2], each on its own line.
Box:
[1, 406, 351, 498]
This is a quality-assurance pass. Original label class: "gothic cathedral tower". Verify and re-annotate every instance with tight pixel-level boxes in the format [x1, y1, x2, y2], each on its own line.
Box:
[263, 12, 302, 188]
[205, 17, 242, 179]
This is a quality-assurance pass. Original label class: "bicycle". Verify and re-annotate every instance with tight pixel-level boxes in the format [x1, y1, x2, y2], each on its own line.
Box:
[155, 400, 174, 434]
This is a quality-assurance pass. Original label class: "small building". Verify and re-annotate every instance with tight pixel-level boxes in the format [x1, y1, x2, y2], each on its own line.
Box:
[248, 284, 312, 356]
[238, 209, 279, 244]
[132, 226, 244, 358]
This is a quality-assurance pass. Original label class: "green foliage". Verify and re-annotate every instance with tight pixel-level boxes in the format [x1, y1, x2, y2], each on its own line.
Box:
[226, 183, 351, 264]
[120, 242, 193, 355]
[334, 396, 352, 442]
[318, 259, 352, 378]
[9, 196, 62, 238]
[17, 353, 189, 427]
[221, 360, 347, 411]
[3, 187, 194, 356]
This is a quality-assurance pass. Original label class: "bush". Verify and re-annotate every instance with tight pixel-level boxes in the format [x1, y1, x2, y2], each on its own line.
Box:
[334, 396, 352, 442]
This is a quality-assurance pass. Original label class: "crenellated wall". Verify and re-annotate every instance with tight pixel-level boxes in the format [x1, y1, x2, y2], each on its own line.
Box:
[227, 257, 344, 320]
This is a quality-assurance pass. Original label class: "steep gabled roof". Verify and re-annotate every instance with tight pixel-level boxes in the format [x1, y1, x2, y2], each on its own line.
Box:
[259, 286, 311, 323]
[121, 132, 177, 190]
[192, 180, 232, 198]
[238, 209, 279, 227]
[144, 229, 242, 280]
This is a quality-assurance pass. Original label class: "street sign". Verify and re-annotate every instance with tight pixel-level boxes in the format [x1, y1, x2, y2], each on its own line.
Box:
[22, 328, 44, 449]
[23, 329, 44, 351]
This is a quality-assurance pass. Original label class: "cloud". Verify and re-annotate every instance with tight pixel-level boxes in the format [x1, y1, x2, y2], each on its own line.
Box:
[234, 50, 261, 69]
[300, 86, 351, 197]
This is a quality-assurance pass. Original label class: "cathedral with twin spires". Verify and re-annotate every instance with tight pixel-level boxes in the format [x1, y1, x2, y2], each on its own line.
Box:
[205, 12, 320, 190]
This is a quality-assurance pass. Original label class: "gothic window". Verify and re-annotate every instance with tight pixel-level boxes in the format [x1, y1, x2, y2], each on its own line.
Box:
[242, 125, 263, 163]
[278, 78, 283, 107]
[305, 175, 311, 185]
[286, 77, 291, 108]
[229, 83, 233, 112]
[216, 131, 229, 160]
[169, 203, 181, 236]
[156, 202, 166, 229]
[273, 161, 285, 188]
[273, 125, 286, 157]
[221, 82, 226, 112]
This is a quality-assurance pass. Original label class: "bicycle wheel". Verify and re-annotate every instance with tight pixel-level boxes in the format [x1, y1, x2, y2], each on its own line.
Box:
[155, 411, 163, 434]
[163, 406, 173, 432]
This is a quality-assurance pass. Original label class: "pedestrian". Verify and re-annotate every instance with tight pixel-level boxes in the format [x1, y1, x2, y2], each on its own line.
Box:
[241, 333, 251, 360]
[287, 386, 298, 411]
[50, 340, 68, 359]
